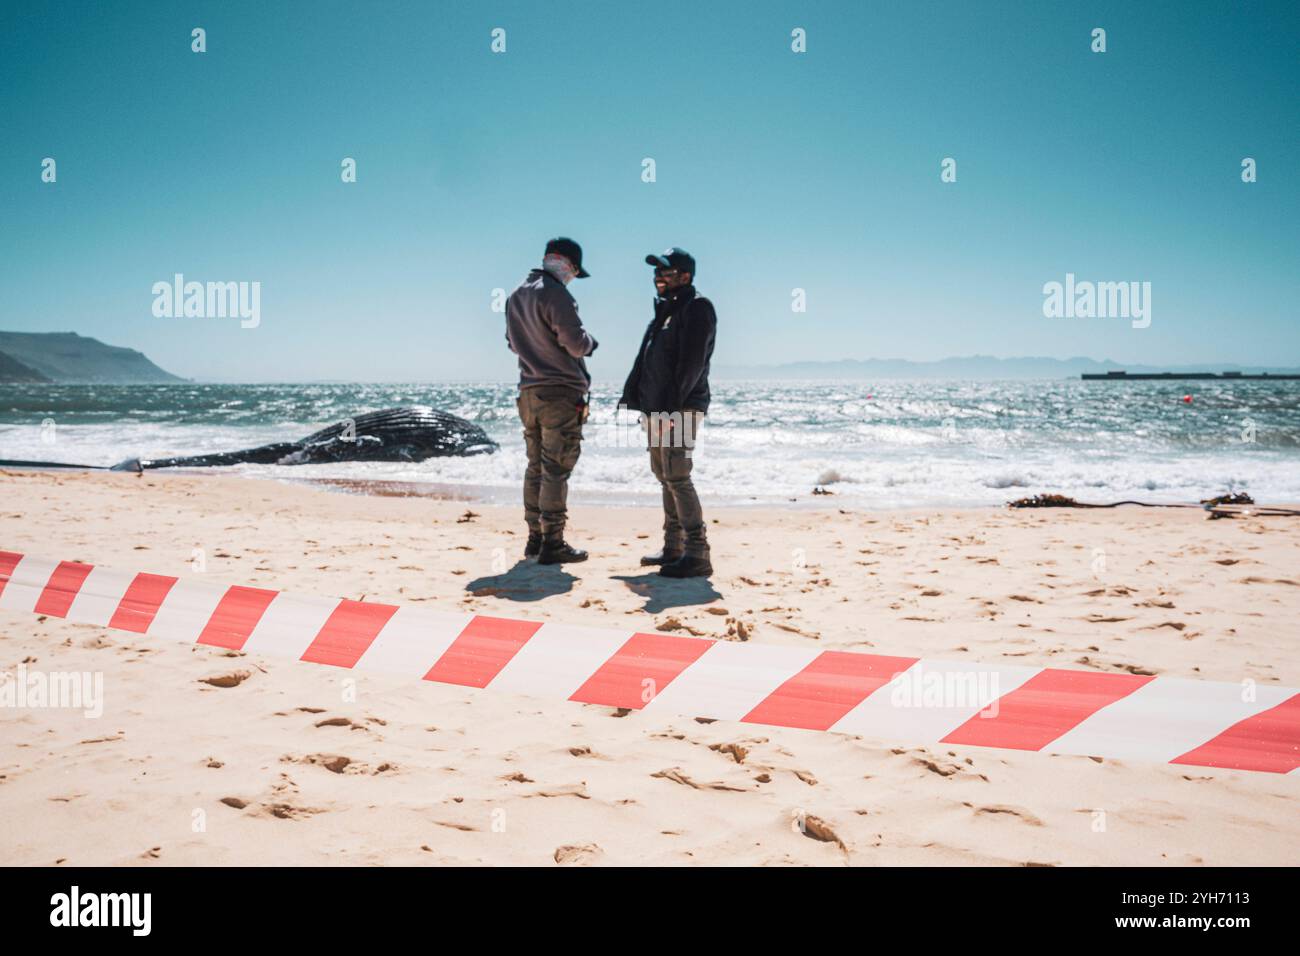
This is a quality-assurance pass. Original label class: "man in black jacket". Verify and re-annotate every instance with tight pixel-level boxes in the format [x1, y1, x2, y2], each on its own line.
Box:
[618, 247, 716, 578]
[506, 237, 598, 564]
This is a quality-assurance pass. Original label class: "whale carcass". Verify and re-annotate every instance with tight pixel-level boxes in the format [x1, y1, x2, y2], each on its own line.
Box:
[110, 406, 497, 471]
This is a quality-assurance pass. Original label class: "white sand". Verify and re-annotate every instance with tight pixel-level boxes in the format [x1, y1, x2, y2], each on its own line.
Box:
[0, 469, 1296, 865]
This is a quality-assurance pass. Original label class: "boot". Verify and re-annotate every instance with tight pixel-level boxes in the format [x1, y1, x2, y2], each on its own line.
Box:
[658, 553, 712, 578]
[524, 531, 543, 559]
[640, 547, 683, 566]
[640, 534, 684, 566]
[642, 515, 684, 566]
[538, 532, 588, 565]
[660, 524, 709, 577]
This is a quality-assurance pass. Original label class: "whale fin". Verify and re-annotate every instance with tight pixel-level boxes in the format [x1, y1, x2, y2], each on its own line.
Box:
[110, 458, 144, 473]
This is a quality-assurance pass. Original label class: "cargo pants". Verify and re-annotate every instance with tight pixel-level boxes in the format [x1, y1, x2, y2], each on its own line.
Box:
[518, 385, 586, 536]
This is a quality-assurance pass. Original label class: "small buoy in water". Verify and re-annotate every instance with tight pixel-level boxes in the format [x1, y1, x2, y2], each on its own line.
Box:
[1182, 394, 1193, 404]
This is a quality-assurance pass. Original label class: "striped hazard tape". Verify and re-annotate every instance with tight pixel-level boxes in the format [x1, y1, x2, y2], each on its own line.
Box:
[2, 550, 1298, 775]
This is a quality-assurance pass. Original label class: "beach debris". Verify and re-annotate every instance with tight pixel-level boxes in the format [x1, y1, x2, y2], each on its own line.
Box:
[1007, 494, 1086, 508]
[456, 510, 479, 523]
[812, 486, 834, 495]
[1201, 492, 1254, 506]
[1007, 491, 1268, 510]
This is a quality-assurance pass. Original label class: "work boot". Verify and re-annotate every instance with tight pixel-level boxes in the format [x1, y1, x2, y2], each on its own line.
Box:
[659, 523, 709, 577]
[658, 553, 712, 578]
[640, 535, 684, 566]
[640, 547, 683, 566]
[538, 533, 588, 565]
[524, 531, 543, 559]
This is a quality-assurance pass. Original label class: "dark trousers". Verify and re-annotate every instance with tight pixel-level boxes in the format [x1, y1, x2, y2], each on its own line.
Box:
[518, 385, 585, 535]
[646, 410, 708, 557]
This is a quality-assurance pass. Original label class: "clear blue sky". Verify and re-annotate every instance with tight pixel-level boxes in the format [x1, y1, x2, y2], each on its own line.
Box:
[1, 0, 1296, 381]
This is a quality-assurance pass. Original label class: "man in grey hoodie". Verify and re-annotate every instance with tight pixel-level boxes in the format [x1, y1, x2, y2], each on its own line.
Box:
[505, 237, 598, 564]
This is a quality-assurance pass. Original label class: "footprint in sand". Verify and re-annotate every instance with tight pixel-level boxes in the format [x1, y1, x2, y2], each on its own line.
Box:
[313, 716, 355, 728]
[527, 783, 590, 800]
[199, 671, 251, 688]
[796, 814, 847, 851]
[709, 742, 748, 764]
[553, 843, 602, 865]
[433, 820, 478, 832]
[264, 803, 326, 820]
[964, 802, 1044, 827]
[651, 767, 749, 792]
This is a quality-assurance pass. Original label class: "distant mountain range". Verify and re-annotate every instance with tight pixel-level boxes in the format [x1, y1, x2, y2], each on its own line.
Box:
[0, 332, 183, 383]
[1, 333, 1296, 384]
[712, 356, 1300, 380]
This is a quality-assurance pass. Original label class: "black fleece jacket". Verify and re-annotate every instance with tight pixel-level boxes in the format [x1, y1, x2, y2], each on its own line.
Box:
[618, 285, 716, 414]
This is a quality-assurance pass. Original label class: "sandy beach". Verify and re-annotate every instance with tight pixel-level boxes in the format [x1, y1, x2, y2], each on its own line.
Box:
[0, 468, 1296, 866]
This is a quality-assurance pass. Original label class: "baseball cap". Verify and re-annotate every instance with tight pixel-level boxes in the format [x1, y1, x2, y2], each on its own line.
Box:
[645, 246, 696, 276]
[544, 237, 590, 278]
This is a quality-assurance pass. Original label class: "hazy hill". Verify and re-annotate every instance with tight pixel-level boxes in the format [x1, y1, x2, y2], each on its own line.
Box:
[0, 332, 183, 383]
[712, 356, 1300, 380]
[0, 350, 51, 383]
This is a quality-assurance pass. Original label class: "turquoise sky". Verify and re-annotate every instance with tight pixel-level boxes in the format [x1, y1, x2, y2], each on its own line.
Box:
[1, 0, 1296, 382]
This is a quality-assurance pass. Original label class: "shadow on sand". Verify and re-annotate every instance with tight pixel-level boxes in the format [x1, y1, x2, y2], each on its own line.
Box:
[611, 572, 723, 615]
[465, 560, 577, 602]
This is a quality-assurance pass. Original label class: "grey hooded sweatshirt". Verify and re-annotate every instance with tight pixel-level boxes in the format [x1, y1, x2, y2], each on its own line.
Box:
[505, 268, 598, 395]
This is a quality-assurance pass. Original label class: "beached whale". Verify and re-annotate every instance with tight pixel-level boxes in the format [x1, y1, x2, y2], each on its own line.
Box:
[109, 406, 498, 471]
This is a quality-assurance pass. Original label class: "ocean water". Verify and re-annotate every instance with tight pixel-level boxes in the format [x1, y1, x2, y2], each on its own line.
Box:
[1, 380, 1298, 508]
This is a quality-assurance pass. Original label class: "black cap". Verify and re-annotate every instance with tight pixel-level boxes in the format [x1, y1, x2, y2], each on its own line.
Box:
[544, 237, 590, 278]
[645, 246, 696, 276]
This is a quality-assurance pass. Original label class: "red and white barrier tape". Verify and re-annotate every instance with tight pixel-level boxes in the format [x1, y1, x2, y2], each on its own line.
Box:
[2, 550, 1298, 775]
